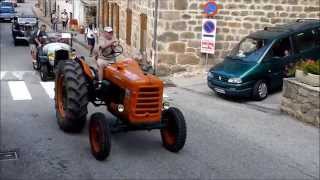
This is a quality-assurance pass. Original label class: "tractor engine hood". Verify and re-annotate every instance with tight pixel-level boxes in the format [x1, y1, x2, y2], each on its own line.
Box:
[104, 59, 163, 89]
[42, 43, 71, 55]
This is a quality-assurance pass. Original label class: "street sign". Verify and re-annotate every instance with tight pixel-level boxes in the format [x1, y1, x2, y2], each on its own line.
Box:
[201, 19, 217, 54]
[203, 1, 219, 17]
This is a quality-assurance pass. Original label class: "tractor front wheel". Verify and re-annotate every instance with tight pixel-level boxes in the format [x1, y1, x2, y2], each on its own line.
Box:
[89, 113, 111, 161]
[40, 65, 48, 81]
[55, 60, 88, 133]
[161, 107, 187, 152]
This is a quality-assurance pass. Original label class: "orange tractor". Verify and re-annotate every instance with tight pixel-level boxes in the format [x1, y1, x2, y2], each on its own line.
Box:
[54, 44, 187, 160]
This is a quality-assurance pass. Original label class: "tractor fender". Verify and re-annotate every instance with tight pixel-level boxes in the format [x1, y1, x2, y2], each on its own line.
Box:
[78, 59, 95, 80]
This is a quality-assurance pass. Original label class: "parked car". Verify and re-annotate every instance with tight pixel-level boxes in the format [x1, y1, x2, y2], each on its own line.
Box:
[12, 15, 38, 45]
[208, 19, 320, 100]
[0, 5, 16, 21]
[17, 0, 24, 3]
[0, 1, 15, 7]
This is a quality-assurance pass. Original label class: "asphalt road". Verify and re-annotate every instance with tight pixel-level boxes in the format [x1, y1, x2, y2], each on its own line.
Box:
[0, 1, 319, 180]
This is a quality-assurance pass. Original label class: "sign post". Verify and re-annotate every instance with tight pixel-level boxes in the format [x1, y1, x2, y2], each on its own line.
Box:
[201, 1, 219, 66]
[201, 19, 217, 64]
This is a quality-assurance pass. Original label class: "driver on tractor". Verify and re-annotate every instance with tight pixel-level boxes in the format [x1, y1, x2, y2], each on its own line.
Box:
[33, 24, 48, 64]
[94, 26, 118, 89]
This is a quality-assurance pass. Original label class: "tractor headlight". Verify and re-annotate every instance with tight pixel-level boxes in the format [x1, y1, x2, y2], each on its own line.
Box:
[228, 78, 242, 84]
[163, 101, 170, 110]
[69, 51, 76, 59]
[162, 93, 170, 109]
[48, 52, 55, 61]
[117, 104, 125, 112]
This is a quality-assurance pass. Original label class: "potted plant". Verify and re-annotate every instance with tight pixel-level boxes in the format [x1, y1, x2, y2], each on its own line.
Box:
[295, 60, 320, 87]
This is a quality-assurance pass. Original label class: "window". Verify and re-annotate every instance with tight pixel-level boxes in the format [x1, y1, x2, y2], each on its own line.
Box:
[293, 29, 316, 52]
[314, 27, 320, 47]
[110, 3, 114, 28]
[140, 14, 147, 52]
[264, 37, 293, 60]
[126, 9, 132, 45]
[104, 1, 109, 26]
[101, 0, 106, 27]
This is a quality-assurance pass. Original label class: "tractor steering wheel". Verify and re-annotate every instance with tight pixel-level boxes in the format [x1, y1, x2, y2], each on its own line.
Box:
[103, 41, 123, 59]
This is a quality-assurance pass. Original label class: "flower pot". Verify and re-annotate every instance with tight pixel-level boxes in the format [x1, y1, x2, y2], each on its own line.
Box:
[295, 69, 320, 87]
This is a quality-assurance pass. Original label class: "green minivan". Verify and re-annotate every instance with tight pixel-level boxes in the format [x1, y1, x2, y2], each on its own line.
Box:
[207, 19, 320, 100]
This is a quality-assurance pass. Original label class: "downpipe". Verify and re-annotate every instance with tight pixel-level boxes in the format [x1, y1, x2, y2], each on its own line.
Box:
[153, 0, 159, 75]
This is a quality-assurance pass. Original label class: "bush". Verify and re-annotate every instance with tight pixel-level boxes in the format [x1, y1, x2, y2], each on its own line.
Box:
[296, 59, 320, 75]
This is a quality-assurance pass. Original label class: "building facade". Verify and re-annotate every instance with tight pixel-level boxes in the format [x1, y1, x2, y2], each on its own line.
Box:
[73, 0, 97, 26]
[40, 0, 320, 75]
[96, 0, 319, 75]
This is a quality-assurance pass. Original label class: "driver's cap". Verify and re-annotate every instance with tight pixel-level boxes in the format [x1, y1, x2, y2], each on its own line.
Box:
[103, 26, 113, 33]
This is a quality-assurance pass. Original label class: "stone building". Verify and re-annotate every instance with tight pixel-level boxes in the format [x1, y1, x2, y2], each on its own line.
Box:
[98, 0, 319, 75]
[73, 0, 98, 26]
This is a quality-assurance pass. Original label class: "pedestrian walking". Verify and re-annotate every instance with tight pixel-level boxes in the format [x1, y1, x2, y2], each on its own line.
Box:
[85, 24, 98, 57]
[61, 9, 69, 31]
[51, 11, 59, 32]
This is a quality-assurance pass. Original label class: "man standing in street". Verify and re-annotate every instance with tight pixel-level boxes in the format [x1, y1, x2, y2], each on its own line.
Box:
[51, 11, 59, 32]
[61, 9, 69, 31]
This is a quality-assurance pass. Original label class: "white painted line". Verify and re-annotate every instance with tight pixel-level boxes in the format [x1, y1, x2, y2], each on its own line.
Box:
[0, 71, 6, 80]
[12, 71, 25, 80]
[40, 82, 55, 99]
[8, 81, 32, 101]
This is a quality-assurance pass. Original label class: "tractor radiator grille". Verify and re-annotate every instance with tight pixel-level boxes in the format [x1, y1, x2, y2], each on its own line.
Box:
[135, 87, 161, 115]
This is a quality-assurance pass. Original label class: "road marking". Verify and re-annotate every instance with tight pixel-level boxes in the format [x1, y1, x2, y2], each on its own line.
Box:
[40, 82, 55, 99]
[12, 71, 26, 80]
[0, 71, 36, 81]
[8, 81, 32, 100]
[0, 71, 6, 80]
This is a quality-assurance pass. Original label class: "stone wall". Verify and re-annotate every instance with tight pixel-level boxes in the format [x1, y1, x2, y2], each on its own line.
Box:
[99, 0, 320, 75]
[157, 0, 320, 74]
[281, 79, 320, 128]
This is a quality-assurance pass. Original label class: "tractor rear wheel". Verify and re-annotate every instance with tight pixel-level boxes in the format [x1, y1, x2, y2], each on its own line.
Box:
[161, 107, 187, 152]
[55, 60, 88, 133]
[89, 112, 111, 161]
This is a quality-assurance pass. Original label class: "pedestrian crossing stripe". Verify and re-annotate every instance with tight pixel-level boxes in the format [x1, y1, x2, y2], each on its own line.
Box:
[0, 71, 37, 81]
[0, 71, 6, 80]
[8, 81, 32, 101]
[40, 82, 55, 99]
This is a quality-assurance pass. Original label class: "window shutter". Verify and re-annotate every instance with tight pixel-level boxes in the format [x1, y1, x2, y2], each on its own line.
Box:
[126, 9, 132, 45]
[140, 14, 147, 52]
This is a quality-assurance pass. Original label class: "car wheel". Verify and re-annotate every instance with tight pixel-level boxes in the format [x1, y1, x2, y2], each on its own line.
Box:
[252, 80, 268, 101]
[89, 112, 111, 161]
[14, 39, 17, 46]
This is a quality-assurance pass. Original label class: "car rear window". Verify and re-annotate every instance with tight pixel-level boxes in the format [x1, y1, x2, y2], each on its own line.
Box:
[293, 29, 317, 52]
[18, 17, 37, 24]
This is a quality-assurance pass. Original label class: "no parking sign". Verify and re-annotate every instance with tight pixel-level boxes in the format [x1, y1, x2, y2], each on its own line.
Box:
[201, 19, 217, 54]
